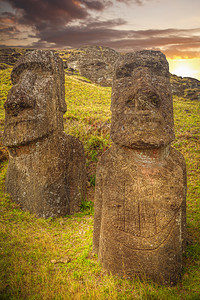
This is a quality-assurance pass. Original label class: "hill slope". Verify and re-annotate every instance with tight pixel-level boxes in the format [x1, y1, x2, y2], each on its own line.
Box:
[1, 47, 200, 101]
[0, 58, 200, 299]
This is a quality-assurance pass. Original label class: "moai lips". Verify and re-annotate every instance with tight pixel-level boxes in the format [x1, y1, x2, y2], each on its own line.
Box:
[3, 50, 86, 218]
[93, 50, 187, 285]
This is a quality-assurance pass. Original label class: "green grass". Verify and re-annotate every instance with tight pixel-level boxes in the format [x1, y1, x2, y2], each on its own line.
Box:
[0, 69, 200, 299]
[173, 97, 200, 239]
[0, 68, 12, 130]
[64, 75, 112, 164]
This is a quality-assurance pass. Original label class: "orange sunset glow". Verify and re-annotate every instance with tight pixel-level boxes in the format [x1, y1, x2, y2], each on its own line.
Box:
[168, 58, 200, 80]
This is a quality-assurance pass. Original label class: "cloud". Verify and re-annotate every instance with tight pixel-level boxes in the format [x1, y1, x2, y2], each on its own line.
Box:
[116, 0, 153, 5]
[0, 0, 106, 45]
[81, 0, 105, 10]
[29, 20, 200, 58]
[0, 0, 199, 59]
[4, 0, 108, 27]
[1, 0, 154, 30]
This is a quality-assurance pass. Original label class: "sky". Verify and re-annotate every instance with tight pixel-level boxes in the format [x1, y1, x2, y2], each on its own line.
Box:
[0, 0, 200, 79]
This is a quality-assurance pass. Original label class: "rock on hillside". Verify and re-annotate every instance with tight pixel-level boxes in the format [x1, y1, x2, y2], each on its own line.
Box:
[0, 47, 199, 100]
[170, 74, 200, 101]
[67, 46, 120, 86]
[0, 48, 27, 69]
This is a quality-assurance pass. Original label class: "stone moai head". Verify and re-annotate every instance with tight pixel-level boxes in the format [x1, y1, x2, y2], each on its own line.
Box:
[110, 50, 175, 149]
[3, 50, 67, 147]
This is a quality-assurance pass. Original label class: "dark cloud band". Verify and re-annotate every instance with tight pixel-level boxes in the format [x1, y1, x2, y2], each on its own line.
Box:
[0, 0, 199, 58]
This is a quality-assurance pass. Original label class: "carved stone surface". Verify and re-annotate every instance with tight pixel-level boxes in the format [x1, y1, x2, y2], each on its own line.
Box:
[110, 51, 175, 148]
[3, 50, 86, 218]
[93, 50, 187, 285]
[67, 46, 120, 86]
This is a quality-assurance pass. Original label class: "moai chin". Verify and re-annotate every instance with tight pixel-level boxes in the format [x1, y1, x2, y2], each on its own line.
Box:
[93, 50, 187, 285]
[3, 50, 86, 218]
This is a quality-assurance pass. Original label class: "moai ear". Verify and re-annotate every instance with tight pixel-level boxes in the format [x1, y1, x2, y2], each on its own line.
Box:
[59, 95, 67, 113]
[58, 70, 67, 114]
[50, 53, 67, 114]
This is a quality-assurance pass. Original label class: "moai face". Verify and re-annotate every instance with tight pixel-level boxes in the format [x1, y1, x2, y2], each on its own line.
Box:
[110, 50, 175, 148]
[3, 50, 66, 147]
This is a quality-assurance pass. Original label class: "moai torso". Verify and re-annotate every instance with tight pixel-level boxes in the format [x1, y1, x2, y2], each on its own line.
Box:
[3, 50, 86, 218]
[93, 51, 187, 284]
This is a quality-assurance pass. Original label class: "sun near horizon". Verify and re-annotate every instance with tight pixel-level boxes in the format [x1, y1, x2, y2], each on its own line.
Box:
[167, 57, 200, 81]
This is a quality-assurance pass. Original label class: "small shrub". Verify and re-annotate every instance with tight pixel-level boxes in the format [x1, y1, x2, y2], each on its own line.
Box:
[80, 200, 94, 214]
[89, 174, 96, 187]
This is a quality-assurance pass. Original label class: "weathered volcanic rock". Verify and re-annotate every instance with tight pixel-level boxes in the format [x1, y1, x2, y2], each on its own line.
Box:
[0, 48, 27, 69]
[110, 50, 175, 148]
[3, 50, 87, 218]
[170, 74, 200, 101]
[93, 50, 187, 285]
[1, 47, 199, 101]
[67, 45, 120, 86]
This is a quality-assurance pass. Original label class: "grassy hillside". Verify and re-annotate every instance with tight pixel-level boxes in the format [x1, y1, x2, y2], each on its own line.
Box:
[0, 68, 200, 299]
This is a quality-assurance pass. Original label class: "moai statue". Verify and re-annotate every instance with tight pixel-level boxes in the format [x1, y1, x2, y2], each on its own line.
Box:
[93, 50, 187, 285]
[3, 50, 86, 218]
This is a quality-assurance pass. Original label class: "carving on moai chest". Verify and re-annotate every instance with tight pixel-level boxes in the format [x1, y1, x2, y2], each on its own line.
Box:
[93, 50, 187, 285]
[3, 50, 86, 218]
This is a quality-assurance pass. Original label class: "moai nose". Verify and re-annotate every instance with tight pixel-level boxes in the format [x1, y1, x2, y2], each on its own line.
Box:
[4, 87, 35, 116]
[136, 91, 160, 110]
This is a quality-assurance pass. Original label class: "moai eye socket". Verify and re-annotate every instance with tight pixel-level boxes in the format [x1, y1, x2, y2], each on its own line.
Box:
[116, 66, 132, 79]
[149, 92, 160, 108]
[137, 92, 161, 110]
[126, 96, 135, 108]
[137, 96, 148, 110]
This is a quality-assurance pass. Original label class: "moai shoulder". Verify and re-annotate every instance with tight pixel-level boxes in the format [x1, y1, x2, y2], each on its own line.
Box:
[93, 50, 187, 285]
[3, 50, 86, 218]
